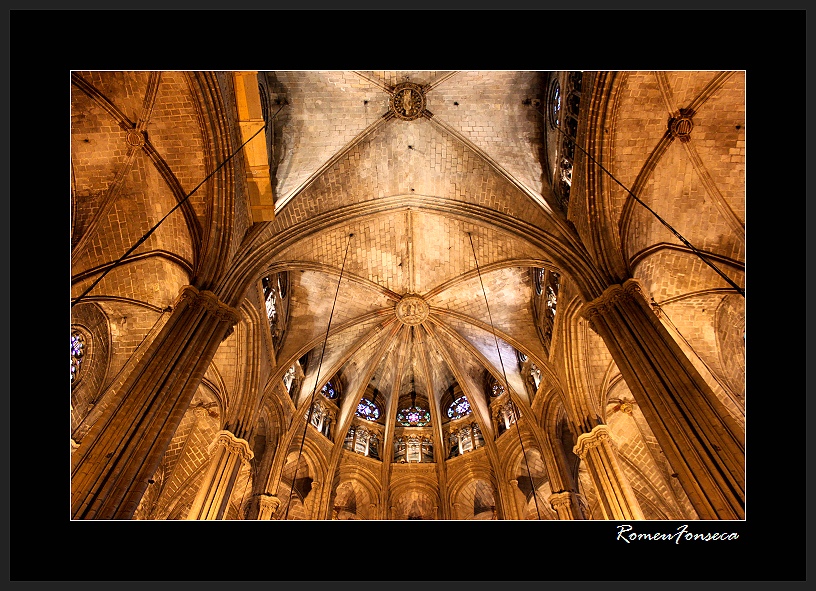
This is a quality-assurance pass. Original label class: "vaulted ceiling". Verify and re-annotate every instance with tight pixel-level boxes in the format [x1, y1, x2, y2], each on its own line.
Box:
[253, 71, 574, 440]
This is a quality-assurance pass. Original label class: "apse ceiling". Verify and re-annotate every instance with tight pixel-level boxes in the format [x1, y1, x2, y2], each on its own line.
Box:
[261, 71, 559, 434]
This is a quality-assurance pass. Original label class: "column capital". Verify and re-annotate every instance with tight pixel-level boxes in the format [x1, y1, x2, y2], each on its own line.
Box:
[583, 279, 646, 319]
[548, 491, 575, 510]
[259, 494, 281, 513]
[573, 424, 614, 458]
[208, 430, 254, 463]
[177, 285, 241, 325]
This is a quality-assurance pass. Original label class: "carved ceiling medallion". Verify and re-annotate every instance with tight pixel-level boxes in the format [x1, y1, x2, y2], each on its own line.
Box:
[395, 294, 429, 325]
[390, 82, 426, 121]
[668, 109, 694, 143]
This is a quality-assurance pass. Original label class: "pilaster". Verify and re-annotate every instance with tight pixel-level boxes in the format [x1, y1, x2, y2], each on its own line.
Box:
[573, 424, 644, 520]
[186, 430, 254, 520]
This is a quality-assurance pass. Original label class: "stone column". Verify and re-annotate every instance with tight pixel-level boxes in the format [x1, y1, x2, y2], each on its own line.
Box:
[186, 430, 254, 520]
[584, 279, 745, 519]
[308, 480, 322, 519]
[573, 424, 644, 520]
[71, 286, 240, 520]
[258, 494, 281, 520]
[548, 491, 582, 520]
[505, 479, 521, 519]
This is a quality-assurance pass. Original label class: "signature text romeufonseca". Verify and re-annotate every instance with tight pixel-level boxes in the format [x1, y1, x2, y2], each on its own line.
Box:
[616, 524, 739, 544]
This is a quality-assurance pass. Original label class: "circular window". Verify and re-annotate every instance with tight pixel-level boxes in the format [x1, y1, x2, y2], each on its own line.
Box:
[397, 403, 431, 427]
[447, 395, 472, 419]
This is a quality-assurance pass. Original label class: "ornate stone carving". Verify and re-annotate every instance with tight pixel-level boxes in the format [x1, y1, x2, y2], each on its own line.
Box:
[390, 82, 426, 121]
[259, 494, 281, 517]
[668, 109, 694, 142]
[208, 430, 254, 463]
[573, 424, 614, 458]
[125, 129, 145, 147]
[176, 286, 242, 326]
[583, 279, 645, 320]
[395, 294, 429, 326]
[548, 491, 574, 511]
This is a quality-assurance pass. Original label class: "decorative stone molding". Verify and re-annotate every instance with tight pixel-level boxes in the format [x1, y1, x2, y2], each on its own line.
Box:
[395, 294, 429, 326]
[177, 286, 242, 326]
[548, 491, 574, 511]
[583, 279, 646, 321]
[125, 129, 146, 147]
[208, 430, 254, 464]
[390, 82, 426, 121]
[71, 438, 80, 454]
[258, 494, 281, 519]
[572, 424, 615, 458]
[668, 109, 695, 143]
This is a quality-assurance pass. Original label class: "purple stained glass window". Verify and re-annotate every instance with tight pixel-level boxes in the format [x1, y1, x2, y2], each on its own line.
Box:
[71, 332, 85, 383]
[447, 395, 471, 419]
[397, 404, 430, 427]
[321, 381, 337, 399]
[356, 398, 380, 421]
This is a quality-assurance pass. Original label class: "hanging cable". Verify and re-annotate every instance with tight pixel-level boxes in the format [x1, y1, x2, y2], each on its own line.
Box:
[71, 101, 288, 308]
[283, 232, 354, 520]
[542, 107, 744, 298]
[467, 232, 543, 520]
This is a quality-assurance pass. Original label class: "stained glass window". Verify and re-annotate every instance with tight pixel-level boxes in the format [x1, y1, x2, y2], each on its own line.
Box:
[321, 381, 337, 399]
[397, 401, 430, 426]
[550, 80, 561, 128]
[447, 395, 471, 419]
[355, 398, 380, 421]
[491, 383, 505, 397]
[71, 331, 85, 384]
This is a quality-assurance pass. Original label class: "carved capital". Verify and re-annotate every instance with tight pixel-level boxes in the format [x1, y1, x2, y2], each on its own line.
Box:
[573, 424, 614, 458]
[583, 279, 647, 322]
[259, 494, 281, 515]
[209, 430, 254, 463]
[175, 286, 241, 326]
[548, 491, 574, 510]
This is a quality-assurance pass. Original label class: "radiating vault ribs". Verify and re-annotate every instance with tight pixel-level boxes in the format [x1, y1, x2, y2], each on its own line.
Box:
[395, 294, 429, 326]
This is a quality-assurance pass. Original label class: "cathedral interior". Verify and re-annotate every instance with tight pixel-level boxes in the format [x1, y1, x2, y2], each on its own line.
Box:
[70, 68, 748, 528]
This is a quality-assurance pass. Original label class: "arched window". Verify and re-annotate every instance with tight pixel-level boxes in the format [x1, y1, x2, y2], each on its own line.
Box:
[447, 395, 472, 420]
[447, 422, 484, 458]
[549, 80, 561, 128]
[305, 400, 333, 439]
[534, 267, 545, 295]
[491, 382, 505, 398]
[321, 381, 337, 400]
[344, 426, 380, 459]
[283, 365, 296, 395]
[397, 394, 430, 426]
[529, 363, 542, 390]
[355, 398, 380, 421]
[71, 331, 86, 384]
